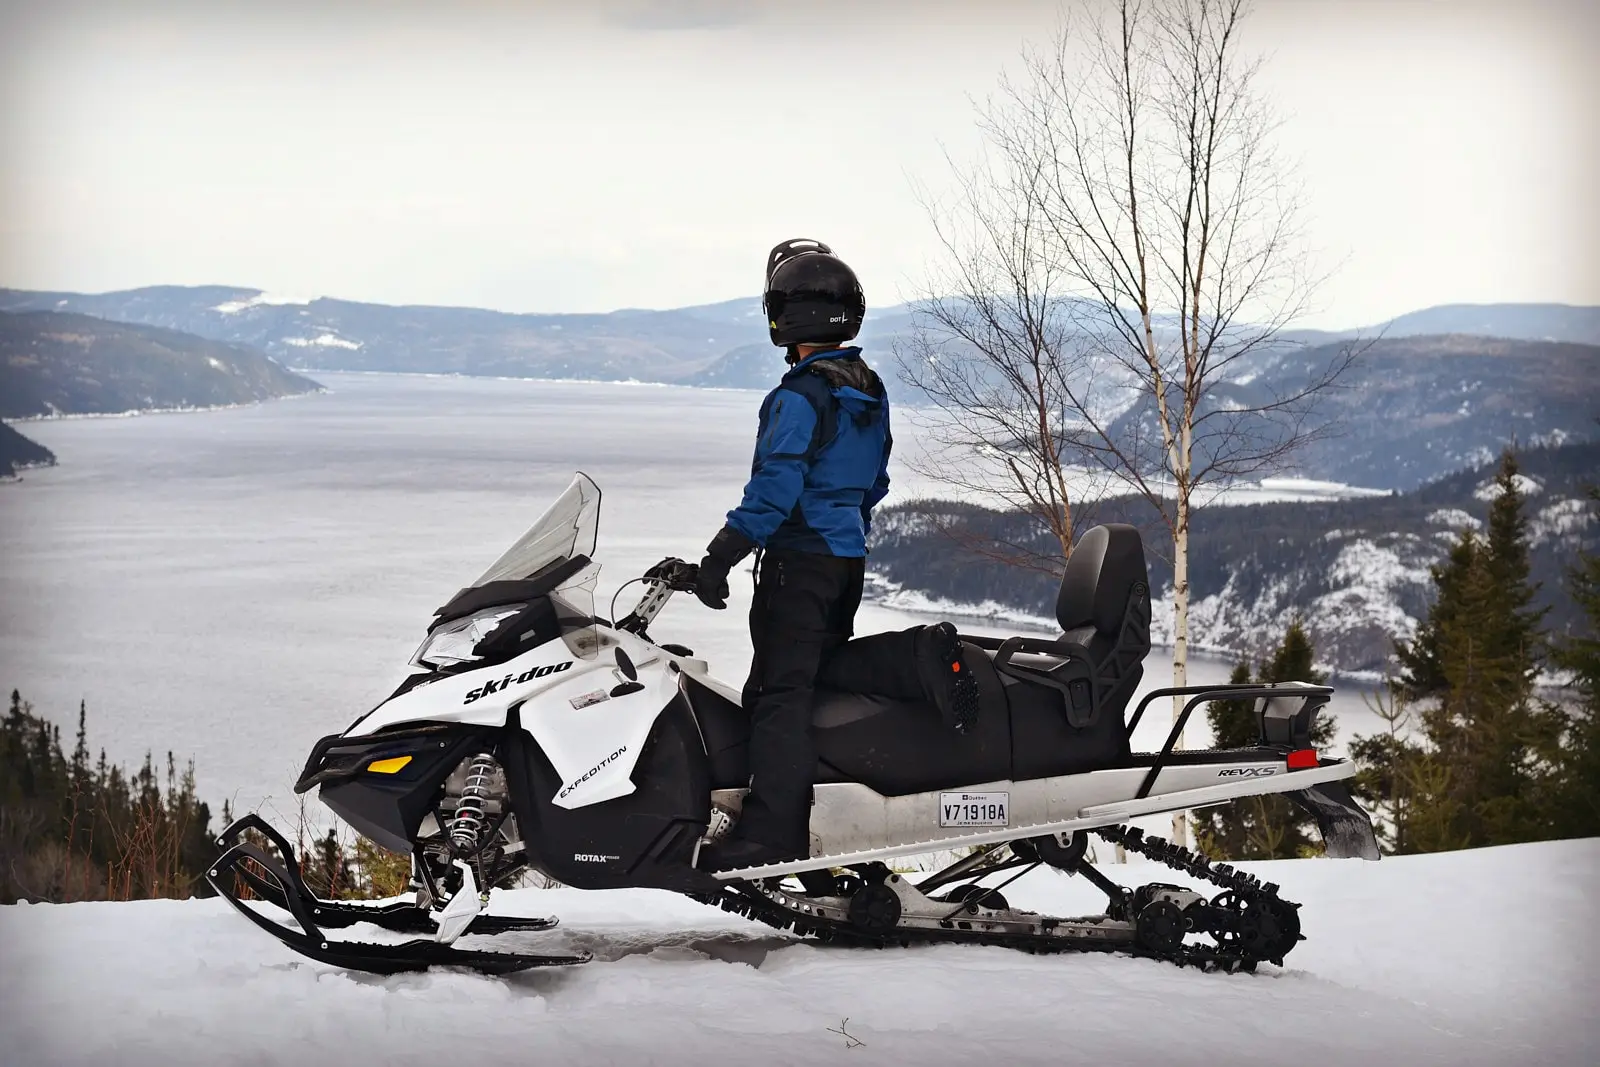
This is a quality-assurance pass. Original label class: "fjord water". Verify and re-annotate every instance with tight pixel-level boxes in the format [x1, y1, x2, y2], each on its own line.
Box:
[2, 373, 1378, 816]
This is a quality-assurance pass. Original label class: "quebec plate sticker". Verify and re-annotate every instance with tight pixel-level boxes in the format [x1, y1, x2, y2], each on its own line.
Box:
[569, 689, 610, 710]
[940, 791, 1009, 827]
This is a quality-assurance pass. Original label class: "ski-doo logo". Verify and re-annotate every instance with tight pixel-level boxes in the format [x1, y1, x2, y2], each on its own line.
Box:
[1218, 767, 1277, 778]
[558, 745, 628, 800]
[573, 853, 620, 863]
[463, 660, 573, 705]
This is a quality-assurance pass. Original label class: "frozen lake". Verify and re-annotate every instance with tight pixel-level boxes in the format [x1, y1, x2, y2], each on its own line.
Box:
[2, 373, 1380, 820]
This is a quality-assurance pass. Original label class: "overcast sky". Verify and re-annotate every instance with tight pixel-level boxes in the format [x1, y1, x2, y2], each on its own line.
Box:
[1, 0, 1595, 328]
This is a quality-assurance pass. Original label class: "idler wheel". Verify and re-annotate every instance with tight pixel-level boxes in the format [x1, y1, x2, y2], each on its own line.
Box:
[1256, 894, 1303, 964]
[847, 882, 903, 933]
[941, 883, 1010, 912]
[1019, 831, 1088, 871]
[1208, 890, 1267, 955]
[1136, 899, 1186, 954]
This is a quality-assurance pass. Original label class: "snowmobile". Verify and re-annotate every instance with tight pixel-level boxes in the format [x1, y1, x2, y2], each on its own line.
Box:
[209, 472, 1379, 976]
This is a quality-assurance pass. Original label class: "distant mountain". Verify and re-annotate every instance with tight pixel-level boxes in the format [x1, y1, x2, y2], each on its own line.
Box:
[686, 304, 920, 388]
[866, 440, 1599, 676]
[0, 422, 55, 479]
[1107, 333, 1599, 491]
[0, 310, 322, 418]
[1376, 303, 1600, 345]
[2, 284, 1594, 488]
[5, 283, 1592, 378]
[685, 343, 788, 388]
[0, 286, 800, 385]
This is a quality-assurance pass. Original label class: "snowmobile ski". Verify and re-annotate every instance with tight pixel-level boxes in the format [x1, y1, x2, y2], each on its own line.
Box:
[207, 814, 585, 975]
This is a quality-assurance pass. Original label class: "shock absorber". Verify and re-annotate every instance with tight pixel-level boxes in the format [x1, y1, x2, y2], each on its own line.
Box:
[449, 753, 500, 854]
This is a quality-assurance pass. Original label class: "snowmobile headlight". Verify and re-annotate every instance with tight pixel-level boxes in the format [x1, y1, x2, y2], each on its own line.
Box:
[413, 605, 526, 669]
[366, 755, 412, 774]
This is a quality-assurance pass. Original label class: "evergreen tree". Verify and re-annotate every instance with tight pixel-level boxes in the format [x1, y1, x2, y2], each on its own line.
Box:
[0, 695, 219, 903]
[304, 829, 353, 898]
[1482, 450, 1548, 674]
[1548, 486, 1600, 837]
[1395, 534, 1478, 701]
[1360, 448, 1561, 852]
[1193, 618, 1337, 859]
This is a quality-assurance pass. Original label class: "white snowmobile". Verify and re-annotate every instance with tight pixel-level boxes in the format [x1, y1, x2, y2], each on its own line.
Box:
[210, 472, 1379, 975]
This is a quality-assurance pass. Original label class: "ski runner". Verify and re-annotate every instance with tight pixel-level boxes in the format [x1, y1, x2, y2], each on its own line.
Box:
[692, 239, 976, 871]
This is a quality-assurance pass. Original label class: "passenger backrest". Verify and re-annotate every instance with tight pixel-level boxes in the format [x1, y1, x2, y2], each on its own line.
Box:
[1056, 525, 1150, 640]
[1055, 524, 1152, 721]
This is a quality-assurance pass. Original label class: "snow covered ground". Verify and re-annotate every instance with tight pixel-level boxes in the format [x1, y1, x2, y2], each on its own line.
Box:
[3, 839, 1595, 1067]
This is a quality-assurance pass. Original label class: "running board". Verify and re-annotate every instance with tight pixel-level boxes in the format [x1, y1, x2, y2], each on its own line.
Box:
[711, 760, 1360, 880]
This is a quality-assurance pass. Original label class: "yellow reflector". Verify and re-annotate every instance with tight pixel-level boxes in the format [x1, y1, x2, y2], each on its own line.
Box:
[366, 755, 412, 774]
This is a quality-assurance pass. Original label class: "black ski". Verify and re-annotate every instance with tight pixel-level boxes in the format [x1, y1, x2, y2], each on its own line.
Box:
[207, 815, 585, 975]
[229, 857, 558, 936]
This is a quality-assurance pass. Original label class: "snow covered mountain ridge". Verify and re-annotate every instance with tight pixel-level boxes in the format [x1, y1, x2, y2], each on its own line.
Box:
[866, 442, 1599, 676]
[1, 285, 1594, 490]
[0, 309, 321, 420]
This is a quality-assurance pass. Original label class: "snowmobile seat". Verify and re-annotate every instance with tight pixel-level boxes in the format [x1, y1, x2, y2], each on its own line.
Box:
[680, 524, 1151, 795]
[805, 643, 1012, 793]
[960, 523, 1151, 780]
[678, 651, 1013, 795]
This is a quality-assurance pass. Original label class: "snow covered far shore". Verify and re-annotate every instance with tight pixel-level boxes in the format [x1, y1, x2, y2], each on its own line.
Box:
[3, 839, 1595, 1067]
[3, 388, 325, 423]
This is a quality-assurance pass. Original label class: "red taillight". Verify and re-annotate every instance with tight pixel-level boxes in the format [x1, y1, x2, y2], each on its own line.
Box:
[1287, 749, 1319, 770]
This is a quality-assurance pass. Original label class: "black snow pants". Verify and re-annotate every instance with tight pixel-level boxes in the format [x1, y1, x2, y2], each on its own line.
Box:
[736, 547, 931, 850]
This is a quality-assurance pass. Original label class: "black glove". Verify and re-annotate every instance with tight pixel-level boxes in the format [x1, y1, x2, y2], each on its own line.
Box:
[695, 526, 755, 610]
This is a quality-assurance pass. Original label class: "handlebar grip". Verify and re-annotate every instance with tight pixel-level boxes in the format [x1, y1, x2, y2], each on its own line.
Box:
[644, 557, 700, 592]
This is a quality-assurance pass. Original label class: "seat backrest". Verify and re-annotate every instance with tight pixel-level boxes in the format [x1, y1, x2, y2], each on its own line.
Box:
[1056, 524, 1150, 647]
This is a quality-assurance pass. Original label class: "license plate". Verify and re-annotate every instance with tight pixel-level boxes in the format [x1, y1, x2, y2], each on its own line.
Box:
[940, 791, 1009, 827]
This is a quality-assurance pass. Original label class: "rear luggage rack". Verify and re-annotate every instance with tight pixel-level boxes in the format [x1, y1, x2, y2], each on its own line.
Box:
[1126, 683, 1333, 799]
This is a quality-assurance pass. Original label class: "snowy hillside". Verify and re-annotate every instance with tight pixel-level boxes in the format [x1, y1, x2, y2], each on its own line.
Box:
[0, 310, 321, 418]
[2, 840, 1594, 1066]
[869, 441, 1599, 675]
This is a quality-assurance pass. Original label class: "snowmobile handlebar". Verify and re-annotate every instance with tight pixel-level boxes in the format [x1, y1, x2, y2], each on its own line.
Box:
[614, 557, 700, 636]
[643, 556, 701, 593]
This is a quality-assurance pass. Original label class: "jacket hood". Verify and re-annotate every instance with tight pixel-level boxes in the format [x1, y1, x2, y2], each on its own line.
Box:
[786, 347, 884, 405]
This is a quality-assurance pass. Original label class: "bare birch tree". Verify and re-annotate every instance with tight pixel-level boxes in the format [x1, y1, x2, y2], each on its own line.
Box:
[902, 0, 1356, 846]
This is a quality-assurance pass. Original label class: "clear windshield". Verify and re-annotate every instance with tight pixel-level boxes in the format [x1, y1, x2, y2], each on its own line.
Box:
[413, 473, 604, 666]
[472, 472, 601, 585]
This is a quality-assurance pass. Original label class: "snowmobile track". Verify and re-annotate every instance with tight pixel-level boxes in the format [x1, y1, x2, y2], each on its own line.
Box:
[693, 825, 1302, 973]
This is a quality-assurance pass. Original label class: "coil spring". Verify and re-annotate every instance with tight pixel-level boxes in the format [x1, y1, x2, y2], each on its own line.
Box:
[449, 753, 499, 853]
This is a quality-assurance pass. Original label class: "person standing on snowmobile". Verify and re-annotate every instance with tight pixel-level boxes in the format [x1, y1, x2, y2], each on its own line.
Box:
[691, 239, 973, 872]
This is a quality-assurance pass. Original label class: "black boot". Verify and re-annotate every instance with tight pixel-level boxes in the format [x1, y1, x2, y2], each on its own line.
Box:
[917, 622, 980, 734]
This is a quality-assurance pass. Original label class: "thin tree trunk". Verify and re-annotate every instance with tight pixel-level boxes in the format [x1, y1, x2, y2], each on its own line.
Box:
[1170, 491, 1191, 847]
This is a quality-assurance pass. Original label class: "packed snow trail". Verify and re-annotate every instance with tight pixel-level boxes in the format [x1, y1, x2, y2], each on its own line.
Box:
[2, 839, 1595, 1067]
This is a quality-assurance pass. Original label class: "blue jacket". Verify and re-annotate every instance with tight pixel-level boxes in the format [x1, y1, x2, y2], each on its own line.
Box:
[725, 348, 892, 557]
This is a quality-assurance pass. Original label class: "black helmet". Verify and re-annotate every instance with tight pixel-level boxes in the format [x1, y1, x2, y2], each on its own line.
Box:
[762, 238, 865, 348]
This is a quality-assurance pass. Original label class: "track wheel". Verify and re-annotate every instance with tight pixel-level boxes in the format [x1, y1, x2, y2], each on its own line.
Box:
[1019, 831, 1088, 870]
[1136, 900, 1186, 954]
[1256, 895, 1303, 964]
[847, 883, 902, 933]
[1208, 890, 1267, 956]
[940, 883, 1010, 912]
